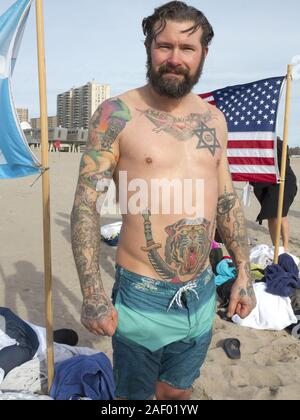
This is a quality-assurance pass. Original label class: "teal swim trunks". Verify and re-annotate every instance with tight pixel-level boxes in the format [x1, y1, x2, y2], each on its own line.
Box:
[112, 265, 216, 400]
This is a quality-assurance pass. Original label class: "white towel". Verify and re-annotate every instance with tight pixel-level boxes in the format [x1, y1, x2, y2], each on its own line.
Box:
[232, 282, 297, 331]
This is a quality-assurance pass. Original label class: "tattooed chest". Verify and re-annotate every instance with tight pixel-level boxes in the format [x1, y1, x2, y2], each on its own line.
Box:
[137, 108, 221, 157]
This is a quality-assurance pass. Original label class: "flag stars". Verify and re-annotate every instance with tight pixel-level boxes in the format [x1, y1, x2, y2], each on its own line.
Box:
[212, 77, 283, 132]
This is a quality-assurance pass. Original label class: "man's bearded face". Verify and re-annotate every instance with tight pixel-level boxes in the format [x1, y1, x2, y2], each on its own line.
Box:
[146, 49, 206, 99]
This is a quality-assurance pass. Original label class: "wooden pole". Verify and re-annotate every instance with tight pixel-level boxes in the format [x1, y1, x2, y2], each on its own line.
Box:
[274, 65, 293, 263]
[35, 0, 54, 392]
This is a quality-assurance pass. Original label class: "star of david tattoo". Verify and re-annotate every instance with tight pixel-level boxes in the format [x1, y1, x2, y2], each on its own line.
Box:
[194, 124, 221, 156]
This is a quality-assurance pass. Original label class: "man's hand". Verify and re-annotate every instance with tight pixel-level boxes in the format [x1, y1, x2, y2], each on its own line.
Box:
[81, 293, 118, 337]
[227, 275, 257, 319]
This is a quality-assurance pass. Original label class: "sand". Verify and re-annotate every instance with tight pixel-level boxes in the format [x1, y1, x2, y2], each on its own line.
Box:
[0, 151, 299, 400]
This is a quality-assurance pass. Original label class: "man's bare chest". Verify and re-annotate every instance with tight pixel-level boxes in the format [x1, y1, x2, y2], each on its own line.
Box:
[119, 107, 223, 171]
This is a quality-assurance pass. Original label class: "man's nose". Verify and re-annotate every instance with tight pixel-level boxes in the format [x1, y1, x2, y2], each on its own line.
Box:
[167, 49, 182, 67]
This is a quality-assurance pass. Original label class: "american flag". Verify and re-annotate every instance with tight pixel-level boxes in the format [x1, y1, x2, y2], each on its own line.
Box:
[200, 76, 285, 183]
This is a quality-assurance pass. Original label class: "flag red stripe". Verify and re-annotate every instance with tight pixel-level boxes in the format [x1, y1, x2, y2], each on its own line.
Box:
[232, 173, 277, 183]
[228, 157, 275, 166]
[228, 140, 274, 149]
[199, 92, 213, 99]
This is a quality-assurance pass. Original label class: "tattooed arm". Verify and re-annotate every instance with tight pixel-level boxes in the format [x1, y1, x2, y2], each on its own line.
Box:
[71, 98, 131, 336]
[216, 123, 256, 319]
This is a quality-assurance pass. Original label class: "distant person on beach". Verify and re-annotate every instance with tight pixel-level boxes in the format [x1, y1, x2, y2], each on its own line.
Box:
[71, 1, 256, 400]
[251, 138, 298, 251]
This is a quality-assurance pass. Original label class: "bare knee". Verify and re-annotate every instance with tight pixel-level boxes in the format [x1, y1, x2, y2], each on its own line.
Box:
[156, 381, 192, 400]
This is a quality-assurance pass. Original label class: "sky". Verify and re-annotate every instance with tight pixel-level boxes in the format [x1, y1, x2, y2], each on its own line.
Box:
[1, 0, 300, 146]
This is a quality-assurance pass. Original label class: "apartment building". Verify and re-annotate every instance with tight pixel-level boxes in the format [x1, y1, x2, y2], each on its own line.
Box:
[17, 108, 29, 123]
[57, 81, 110, 129]
[30, 116, 58, 130]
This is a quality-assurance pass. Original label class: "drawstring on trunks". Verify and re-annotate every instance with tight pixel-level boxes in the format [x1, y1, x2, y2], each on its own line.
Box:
[167, 283, 199, 312]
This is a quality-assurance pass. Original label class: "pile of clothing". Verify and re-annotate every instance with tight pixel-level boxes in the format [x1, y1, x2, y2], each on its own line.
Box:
[210, 245, 300, 334]
[0, 308, 115, 400]
[101, 221, 122, 246]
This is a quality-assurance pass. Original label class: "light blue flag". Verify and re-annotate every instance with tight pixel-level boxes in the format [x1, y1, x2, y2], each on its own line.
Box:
[0, 0, 41, 179]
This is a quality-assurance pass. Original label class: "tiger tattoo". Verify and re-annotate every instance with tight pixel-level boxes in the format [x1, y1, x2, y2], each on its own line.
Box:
[165, 218, 212, 276]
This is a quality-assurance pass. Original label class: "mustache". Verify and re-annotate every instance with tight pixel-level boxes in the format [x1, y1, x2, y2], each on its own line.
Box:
[158, 64, 189, 76]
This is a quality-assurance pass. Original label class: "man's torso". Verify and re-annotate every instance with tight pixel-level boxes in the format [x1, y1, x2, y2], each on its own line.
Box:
[112, 88, 225, 283]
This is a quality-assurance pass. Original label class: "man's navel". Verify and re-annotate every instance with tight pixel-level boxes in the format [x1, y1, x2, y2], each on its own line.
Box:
[145, 157, 153, 164]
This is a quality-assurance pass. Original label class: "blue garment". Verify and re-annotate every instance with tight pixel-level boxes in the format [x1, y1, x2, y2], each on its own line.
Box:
[265, 254, 300, 298]
[50, 353, 115, 400]
[214, 259, 237, 286]
[112, 265, 216, 400]
[0, 307, 39, 376]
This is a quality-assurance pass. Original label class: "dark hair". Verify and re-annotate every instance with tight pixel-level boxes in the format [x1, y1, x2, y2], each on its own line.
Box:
[143, 1, 214, 51]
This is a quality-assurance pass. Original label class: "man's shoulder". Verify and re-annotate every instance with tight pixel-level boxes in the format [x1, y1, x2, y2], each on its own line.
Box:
[99, 89, 141, 115]
[194, 94, 225, 120]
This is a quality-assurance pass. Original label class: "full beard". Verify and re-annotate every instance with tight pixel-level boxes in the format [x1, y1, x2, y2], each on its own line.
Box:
[146, 51, 205, 99]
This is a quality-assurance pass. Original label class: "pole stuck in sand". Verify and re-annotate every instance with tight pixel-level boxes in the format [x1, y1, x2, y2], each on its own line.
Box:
[35, 0, 54, 392]
[274, 64, 293, 263]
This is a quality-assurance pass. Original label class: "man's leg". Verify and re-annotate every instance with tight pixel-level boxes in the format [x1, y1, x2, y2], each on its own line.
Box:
[112, 334, 161, 400]
[156, 381, 192, 400]
[268, 218, 278, 246]
[281, 217, 289, 251]
[268, 217, 289, 250]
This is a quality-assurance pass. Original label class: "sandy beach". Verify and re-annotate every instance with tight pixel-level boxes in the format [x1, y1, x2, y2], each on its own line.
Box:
[0, 151, 299, 400]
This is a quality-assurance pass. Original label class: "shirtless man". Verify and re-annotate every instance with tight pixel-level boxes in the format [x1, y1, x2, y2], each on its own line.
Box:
[71, 1, 256, 400]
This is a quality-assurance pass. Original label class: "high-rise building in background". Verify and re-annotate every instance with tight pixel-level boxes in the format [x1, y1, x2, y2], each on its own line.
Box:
[57, 81, 110, 129]
[30, 116, 58, 130]
[17, 108, 29, 123]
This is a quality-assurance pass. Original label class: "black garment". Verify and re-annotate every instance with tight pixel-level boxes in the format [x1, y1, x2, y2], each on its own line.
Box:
[251, 139, 298, 224]
[0, 308, 39, 377]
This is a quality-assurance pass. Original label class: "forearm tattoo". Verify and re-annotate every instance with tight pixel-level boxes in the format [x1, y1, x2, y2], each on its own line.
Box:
[216, 188, 249, 269]
[71, 99, 131, 319]
[216, 188, 255, 302]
